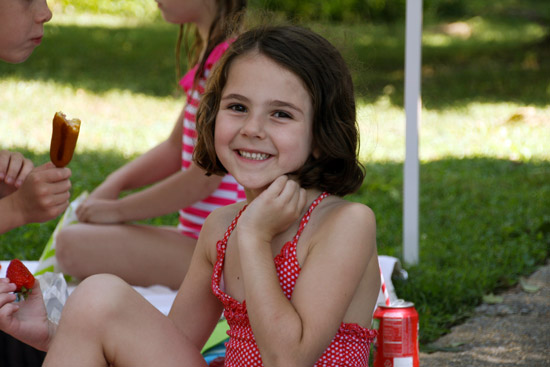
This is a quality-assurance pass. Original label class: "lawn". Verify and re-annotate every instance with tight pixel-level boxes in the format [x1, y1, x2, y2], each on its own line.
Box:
[1, 5, 549, 345]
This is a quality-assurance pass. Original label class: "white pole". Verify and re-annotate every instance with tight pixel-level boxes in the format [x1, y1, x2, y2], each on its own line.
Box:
[403, 0, 422, 265]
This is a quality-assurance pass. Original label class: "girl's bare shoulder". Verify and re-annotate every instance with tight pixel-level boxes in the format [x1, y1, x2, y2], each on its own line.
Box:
[207, 201, 247, 224]
[199, 201, 247, 261]
[317, 196, 375, 229]
[201, 201, 247, 240]
[308, 196, 376, 254]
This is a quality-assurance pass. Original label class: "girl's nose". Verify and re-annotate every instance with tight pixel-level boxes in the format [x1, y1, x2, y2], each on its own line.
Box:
[240, 115, 266, 139]
[36, 0, 53, 24]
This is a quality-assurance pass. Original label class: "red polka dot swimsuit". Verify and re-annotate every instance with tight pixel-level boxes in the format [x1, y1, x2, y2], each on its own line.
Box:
[211, 192, 377, 366]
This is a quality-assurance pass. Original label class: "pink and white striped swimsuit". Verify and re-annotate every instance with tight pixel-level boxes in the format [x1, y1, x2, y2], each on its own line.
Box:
[178, 41, 245, 239]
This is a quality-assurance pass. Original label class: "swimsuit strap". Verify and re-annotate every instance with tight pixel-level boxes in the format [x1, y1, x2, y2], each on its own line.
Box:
[291, 192, 330, 245]
[221, 192, 330, 246]
[221, 204, 247, 245]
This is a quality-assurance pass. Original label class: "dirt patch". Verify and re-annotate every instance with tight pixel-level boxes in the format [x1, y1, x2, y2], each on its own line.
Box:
[420, 261, 550, 367]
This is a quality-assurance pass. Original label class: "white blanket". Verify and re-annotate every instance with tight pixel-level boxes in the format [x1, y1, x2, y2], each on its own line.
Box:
[1, 261, 176, 316]
[1, 256, 402, 315]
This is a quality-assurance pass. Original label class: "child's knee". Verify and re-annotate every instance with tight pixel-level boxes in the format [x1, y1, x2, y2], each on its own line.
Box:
[55, 225, 81, 273]
[62, 274, 130, 326]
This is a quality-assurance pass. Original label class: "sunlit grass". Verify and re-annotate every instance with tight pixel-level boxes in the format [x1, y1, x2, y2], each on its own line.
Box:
[357, 99, 549, 163]
[2, 77, 548, 163]
[0, 79, 180, 158]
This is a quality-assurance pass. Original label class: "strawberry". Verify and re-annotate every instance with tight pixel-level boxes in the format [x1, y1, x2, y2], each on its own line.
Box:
[6, 259, 35, 299]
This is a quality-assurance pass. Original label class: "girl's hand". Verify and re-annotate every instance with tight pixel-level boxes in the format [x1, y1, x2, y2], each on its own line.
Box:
[239, 176, 307, 242]
[10, 162, 71, 224]
[0, 150, 34, 197]
[75, 197, 122, 224]
[0, 278, 53, 351]
[76, 176, 125, 223]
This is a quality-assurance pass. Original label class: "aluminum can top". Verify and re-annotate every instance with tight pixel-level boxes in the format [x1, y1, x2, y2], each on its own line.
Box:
[377, 299, 414, 309]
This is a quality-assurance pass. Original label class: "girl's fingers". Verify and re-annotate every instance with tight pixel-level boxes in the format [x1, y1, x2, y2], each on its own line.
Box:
[278, 178, 303, 208]
[265, 175, 288, 197]
[14, 159, 34, 187]
[297, 187, 307, 212]
[0, 302, 19, 327]
[0, 280, 16, 293]
[50, 189, 71, 206]
[0, 292, 17, 308]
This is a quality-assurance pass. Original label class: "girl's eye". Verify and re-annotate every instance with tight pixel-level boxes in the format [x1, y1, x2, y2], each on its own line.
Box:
[229, 104, 247, 113]
[273, 111, 292, 119]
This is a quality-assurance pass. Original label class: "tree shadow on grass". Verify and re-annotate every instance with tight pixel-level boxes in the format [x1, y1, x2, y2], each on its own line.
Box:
[1, 17, 548, 109]
[0, 23, 183, 97]
[347, 17, 550, 109]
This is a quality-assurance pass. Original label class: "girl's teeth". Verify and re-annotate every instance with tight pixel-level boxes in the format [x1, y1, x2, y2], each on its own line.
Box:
[239, 151, 269, 160]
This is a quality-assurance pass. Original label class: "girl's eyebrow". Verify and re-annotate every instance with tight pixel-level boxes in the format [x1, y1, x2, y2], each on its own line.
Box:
[221, 93, 304, 115]
[269, 100, 304, 115]
[221, 93, 249, 102]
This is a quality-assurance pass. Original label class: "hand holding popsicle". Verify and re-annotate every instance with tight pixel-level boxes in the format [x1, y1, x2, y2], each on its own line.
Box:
[0, 119, 73, 232]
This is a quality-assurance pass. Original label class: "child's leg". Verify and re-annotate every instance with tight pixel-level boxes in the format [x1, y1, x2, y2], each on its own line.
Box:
[43, 274, 207, 367]
[55, 223, 195, 289]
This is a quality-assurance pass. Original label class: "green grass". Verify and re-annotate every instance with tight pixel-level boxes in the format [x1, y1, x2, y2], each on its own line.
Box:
[1, 6, 549, 345]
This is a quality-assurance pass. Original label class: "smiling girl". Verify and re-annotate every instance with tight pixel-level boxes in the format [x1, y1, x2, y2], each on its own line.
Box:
[1, 25, 380, 366]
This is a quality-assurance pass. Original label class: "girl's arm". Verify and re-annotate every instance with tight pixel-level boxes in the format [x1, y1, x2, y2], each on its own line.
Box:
[237, 178, 378, 366]
[76, 106, 223, 223]
[168, 208, 226, 350]
[85, 108, 185, 200]
[76, 161, 223, 223]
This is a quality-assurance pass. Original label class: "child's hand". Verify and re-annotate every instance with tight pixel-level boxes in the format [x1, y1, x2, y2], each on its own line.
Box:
[75, 197, 122, 223]
[10, 162, 71, 224]
[239, 176, 307, 242]
[0, 150, 34, 197]
[0, 278, 52, 351]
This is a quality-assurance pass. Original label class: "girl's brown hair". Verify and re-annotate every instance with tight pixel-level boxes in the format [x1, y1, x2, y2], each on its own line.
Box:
[176, 0, 247, 84]
[194, 25, 365, 197]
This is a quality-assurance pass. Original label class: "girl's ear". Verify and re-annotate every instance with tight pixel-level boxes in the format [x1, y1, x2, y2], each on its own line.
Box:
[312, 147, 320, 159]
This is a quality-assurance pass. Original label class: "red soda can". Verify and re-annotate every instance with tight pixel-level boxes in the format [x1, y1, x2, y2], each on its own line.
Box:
[372, 299, 419, 367]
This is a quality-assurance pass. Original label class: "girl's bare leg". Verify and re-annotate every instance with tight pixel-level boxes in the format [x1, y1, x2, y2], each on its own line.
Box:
[56, 223, 195, 289]
[43, 274, 207, 367]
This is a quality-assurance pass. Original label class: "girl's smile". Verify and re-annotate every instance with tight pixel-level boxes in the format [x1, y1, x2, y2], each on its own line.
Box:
[238, 150, 271, 161]
[214, 52, 314, 195]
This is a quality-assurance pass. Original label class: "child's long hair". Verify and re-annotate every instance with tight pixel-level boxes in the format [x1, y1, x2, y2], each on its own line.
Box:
[176, 0, 247, 84]
[194, 25, 365, 197]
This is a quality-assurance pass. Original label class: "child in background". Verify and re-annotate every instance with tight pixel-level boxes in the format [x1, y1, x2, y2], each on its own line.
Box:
[0, 0, 51, 63]
[0, 0, 72, 234]
[0, 25, 380, 366]
[55, 0, 247, 289]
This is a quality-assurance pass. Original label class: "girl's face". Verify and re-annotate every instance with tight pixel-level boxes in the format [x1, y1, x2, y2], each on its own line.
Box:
[214, 52, 314, 194]
[0, 0, 52, 63]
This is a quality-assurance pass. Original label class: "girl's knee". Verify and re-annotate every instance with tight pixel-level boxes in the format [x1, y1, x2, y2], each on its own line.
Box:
[55, 225, 85, 275]
[62, 274, 131, 326]
[55, 226, 75, 263]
